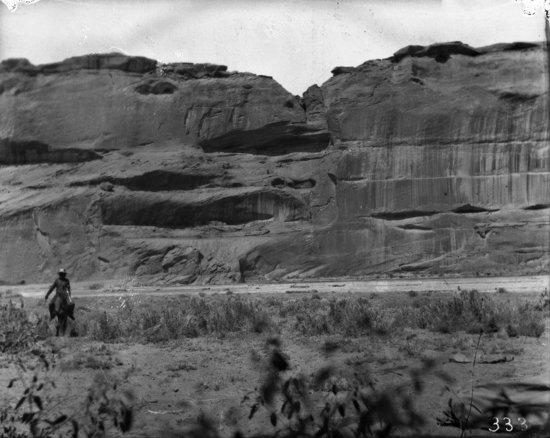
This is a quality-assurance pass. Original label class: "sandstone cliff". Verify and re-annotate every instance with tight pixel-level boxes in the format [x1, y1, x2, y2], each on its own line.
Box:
[0, 43, 548, 284]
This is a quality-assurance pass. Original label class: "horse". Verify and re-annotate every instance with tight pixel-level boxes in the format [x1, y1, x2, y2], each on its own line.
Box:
[48, 295, 74, 337]
[55, 307, 69, 337]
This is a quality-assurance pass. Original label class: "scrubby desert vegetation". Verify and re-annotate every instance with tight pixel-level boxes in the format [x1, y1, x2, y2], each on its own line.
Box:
[0, 285, 549, 437]
[69, 288, 547, 342]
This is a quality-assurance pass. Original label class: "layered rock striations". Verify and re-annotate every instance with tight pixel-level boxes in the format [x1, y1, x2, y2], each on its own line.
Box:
[0, 53, 322, 162]
[0, 43, 548, 284]
[310, 42, 549, 276]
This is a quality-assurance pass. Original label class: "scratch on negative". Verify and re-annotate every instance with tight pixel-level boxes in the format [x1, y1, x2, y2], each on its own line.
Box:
[2, 0, 41, 12]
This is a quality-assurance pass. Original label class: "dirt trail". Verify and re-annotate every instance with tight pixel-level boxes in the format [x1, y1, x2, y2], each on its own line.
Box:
[8, 275, 549, 299]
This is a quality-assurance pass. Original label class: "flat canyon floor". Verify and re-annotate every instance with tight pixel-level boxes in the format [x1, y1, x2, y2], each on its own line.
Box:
[0, 276, 549, 437]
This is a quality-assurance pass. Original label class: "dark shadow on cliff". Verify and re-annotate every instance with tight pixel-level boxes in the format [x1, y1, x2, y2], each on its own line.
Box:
[100, 189, 308, 227]
[70, 170, 220, 192]
[370, 211, 439, 220]
[199, 122, 330, 156]
[0, 138, 102, 165]
[524, 204, 550, 210]
[451, 204, 499, 214]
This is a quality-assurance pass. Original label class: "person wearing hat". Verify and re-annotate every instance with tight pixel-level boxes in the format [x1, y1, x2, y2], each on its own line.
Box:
[45, 268, 75, 321]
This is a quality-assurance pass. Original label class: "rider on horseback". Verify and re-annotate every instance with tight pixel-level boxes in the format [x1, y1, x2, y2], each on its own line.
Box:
[45, 268, 75, 321]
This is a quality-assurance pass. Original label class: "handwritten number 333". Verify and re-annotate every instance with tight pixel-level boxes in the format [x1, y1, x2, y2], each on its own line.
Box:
[489, 417, 528, 432]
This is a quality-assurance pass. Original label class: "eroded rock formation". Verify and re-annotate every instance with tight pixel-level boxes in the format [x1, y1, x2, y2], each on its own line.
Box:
[0, 54, 312, 161]
[0, 43, 548, 284]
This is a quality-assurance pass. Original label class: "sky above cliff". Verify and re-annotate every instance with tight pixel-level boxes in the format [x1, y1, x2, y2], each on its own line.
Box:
[0, 0, 546, 95]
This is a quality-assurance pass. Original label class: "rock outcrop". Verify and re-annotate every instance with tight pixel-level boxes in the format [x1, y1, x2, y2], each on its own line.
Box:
[0, 54, 314, 162]
[0, 43, 548, 284]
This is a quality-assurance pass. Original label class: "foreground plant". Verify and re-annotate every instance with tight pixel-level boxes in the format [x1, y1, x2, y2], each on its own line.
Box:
[239, 338, 450, 438]
[535, 288, 549, 311]
[438, 382, 550, 438]
[141, 335, 445, 437]
[1, 353, 134, 438]
[179, 334, 550, 438]
[436, 303, 550, 438]
[0, 298, 42, 354]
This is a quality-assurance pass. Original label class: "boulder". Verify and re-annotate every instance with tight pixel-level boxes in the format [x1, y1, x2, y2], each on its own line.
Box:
[99, 182, 114, 192]
[393, 41, 481, 63]
[331, 66, 354, 76]
[1, 53, 158, 75]
[449, 354, 471, 364]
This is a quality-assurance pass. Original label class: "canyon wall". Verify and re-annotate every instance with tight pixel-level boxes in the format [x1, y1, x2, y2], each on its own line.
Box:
[0, 43, 548, 284]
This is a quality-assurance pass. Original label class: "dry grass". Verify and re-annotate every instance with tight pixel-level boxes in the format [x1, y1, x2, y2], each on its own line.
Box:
[87, 283, 103, 290]
[3, 287, 546, 347]
[397, 289, 545, 337]
[59, 288, 547, 345]
[282, 296, 395, 336]
[74, 295, 277, 342]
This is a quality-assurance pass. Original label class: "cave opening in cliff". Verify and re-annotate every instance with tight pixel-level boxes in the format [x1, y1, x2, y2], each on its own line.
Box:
[199, 122, 330, 156]
[524, 204, 550, 210]
[451, 204, 500, 214]
[370, 211, 438, 220]
[397, 224, 433, 231]
[0, 138, 103, 165]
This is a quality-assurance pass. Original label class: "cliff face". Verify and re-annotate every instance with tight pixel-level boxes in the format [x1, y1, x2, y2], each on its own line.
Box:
[305, 42, 549, 276]
[0, 43, 548, 284]
[0, 54, 326, 161]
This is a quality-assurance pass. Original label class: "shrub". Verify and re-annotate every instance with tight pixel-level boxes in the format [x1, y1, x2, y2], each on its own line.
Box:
[61, 289, 550, 343]
[234, 337, 449, 438]
[279, 296, 395, 337]
[89, 311, 122, 341]
[510, 319, 545, 338]
[536, 288, 549, 311]
[397, 289, 545, 337]
[0, 299, 43, 353]
[439, 382, 550, 436]
[77, 296, 277, 342]
[1, 356, 134, 438]
[88, 283, 103, 290]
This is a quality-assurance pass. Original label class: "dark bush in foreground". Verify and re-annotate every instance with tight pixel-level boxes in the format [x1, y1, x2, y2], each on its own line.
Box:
[1, 317, 549, 438]
[1, 354, 134, 438]
[0, 299, 43, 354]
